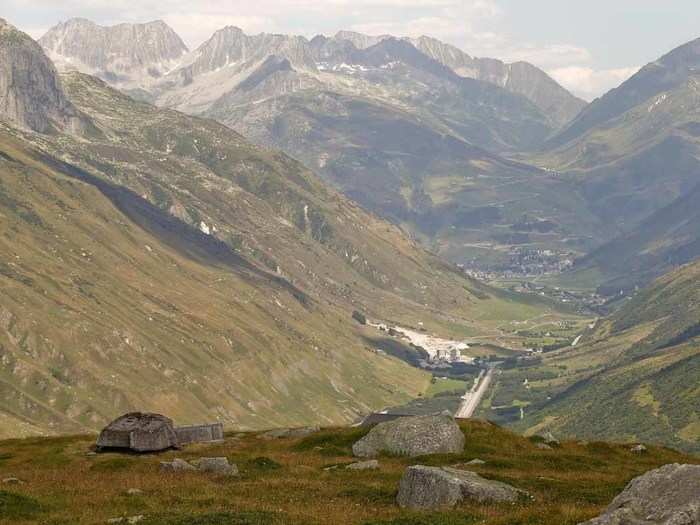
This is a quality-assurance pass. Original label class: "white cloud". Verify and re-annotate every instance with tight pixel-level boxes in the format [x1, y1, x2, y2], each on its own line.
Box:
[548, 66, 640, 101]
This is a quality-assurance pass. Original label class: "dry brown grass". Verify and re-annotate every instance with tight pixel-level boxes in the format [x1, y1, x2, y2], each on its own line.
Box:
[0, 421, 697, 525]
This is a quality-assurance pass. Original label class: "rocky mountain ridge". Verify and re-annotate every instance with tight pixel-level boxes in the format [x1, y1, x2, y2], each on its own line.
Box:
[38, 18, 188, 90]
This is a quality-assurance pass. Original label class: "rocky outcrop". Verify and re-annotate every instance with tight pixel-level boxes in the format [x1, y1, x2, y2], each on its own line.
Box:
[579, 463, 700, 524]
[191, 457, 238, 476]
[0, 18, 81, 133]
[39, 18, 187, 89]
[352, 414, 465, 458]
[536, 432, 560, 447]
[160, 457, 238, 476]
[397, 465, 530, 509]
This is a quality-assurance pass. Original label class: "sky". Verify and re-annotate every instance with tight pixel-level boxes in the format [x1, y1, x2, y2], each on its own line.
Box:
[5, 0, 700, 100]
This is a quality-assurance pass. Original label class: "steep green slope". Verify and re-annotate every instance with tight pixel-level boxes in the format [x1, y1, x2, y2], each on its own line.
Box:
[210, 88, 601, 268]
[0, 127, 430, 438]
[564, 181, 700, 294]
[531, 38, 700, 287]
[548, 37, 700, 149]
[487, 261, 700, 453]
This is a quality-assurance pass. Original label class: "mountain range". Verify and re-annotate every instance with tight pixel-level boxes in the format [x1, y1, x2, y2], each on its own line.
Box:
[38, 19, 602, 271]
[0, 18, 562, 437]
[35, 19, 700, 290]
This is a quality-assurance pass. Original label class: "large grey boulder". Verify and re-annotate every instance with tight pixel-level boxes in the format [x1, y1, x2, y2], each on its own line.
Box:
[397, 465, 530, 509]
[579, 463, 700, 525]
[352, 414, 464, 458]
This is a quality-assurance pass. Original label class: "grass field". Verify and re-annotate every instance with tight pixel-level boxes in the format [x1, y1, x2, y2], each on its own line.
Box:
[0, 421, 697, 525]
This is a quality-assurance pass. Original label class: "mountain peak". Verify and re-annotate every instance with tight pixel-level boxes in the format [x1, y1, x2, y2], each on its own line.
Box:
[185, 26, 316, 78]
[334, 30, 391, 49]
[0, 19, 81, 133]
[39, 18, 188, 89]
[549, 35, 700, 149]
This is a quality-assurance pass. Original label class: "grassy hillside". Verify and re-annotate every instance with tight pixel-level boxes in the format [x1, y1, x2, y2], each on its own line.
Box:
[0, 71, 572, 438]
[0, 420, 697, 525]
[211, 88, 603, 269]
[530, 48, 700, 292]
[0, 128, 431, 438]
[560, 181, 700, 294]
[485, 261, 700, 453]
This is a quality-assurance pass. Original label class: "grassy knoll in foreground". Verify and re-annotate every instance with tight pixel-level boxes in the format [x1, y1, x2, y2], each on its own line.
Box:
[0, 421, 697, 525]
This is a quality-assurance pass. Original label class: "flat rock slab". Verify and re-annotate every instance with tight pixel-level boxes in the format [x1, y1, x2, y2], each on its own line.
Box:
[160, 458, 196, 472]
[397, 465, 530, 510]
[352, 414, 465, 458]
[346, 460, 380, 470]
[579, 463, 700, 525]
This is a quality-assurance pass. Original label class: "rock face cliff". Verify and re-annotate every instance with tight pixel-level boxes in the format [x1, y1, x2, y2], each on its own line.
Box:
[0, 18, 80, 133]
[39, 18, 188, 89]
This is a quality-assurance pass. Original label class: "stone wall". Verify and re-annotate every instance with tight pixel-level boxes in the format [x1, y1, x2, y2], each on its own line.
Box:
[174, 423, 224, 445]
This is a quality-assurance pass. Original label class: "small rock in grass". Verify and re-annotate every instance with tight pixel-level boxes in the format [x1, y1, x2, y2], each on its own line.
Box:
[192, 457, 238, 476]
[466, 459, 486, 465]
[346, 460, 379, 470]
[126, 488, 143, 496]
[536, 443, 553, 450]
[160, 458, 196, 472]
[537, 432, 560, 446]
[2, 477, 22, 484]
[630, 444, 647, 454]
[127, 516, 144, 524]
[86, 451, 98, 457]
